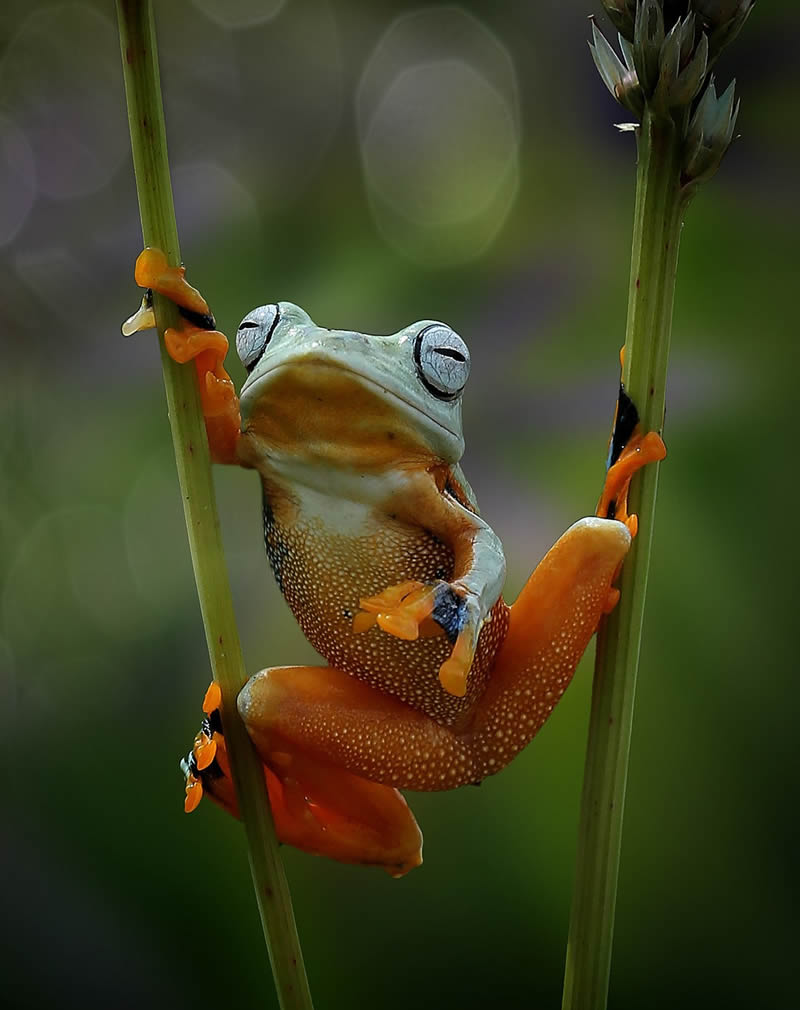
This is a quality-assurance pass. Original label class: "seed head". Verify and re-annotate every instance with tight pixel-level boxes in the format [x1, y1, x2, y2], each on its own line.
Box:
[683, 77, 740, 183]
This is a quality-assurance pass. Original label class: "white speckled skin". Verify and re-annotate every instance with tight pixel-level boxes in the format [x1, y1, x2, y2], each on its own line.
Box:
[230, 307, 633, 793]
[142, 254, 645, 872]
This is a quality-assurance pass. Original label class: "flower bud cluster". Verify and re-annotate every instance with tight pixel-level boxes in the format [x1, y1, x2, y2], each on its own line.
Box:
[590, 0, 751, 185]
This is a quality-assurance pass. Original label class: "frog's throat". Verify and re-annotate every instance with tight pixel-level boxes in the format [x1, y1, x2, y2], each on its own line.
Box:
[241, 359, 462, 444]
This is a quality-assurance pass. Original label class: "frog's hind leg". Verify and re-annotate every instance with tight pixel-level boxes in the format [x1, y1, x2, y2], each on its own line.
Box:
[237, 524, 626, 807]
[467, 516, 633, 773]
[183, 681, 423, 877]
[234, 524, 619, 845]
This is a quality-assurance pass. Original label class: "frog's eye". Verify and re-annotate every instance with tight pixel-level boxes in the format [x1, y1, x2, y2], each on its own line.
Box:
[236, 304, 280, 373]
[414, 324, 470, 400]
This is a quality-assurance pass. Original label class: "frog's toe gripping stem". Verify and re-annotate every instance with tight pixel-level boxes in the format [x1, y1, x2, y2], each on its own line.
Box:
[129, 248, 241, 465]
[182, 681, 422, 876]
[597, 383, 666, 532]
[597, 429, 665, 533]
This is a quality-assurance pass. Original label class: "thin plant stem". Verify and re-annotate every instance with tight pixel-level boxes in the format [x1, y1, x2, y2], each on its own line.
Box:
[562, 107, 690, 1009]
[115, 3, 313, 1007]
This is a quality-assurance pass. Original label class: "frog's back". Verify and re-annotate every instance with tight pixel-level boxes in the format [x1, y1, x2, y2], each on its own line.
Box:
[261, 476, 509, 728]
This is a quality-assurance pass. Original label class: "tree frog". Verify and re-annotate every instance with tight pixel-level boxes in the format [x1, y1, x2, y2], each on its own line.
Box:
[126, 248, 665, 876]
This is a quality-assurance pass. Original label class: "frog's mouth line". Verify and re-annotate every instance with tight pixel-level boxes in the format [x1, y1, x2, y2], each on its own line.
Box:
[241, 359, 462, 442]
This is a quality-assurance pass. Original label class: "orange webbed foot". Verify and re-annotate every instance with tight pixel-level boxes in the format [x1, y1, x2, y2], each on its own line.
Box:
[181, 681, 226, 814]
[124, 248, 241, 464]
[356, 581, 443, 641]
[134, 247, 211, 319]
[354, 580, 479, 698]
[597, 383, 666, 531]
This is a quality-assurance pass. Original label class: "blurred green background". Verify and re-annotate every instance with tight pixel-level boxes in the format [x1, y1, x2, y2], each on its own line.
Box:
[1, 1, 797, 1007]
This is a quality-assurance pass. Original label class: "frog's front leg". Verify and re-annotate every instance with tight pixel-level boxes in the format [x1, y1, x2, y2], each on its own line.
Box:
[124, 248, 241, 464]
[355, 469, 506, 699]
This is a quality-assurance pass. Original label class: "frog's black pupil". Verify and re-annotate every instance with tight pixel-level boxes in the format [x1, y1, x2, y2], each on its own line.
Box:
[413, 326, 463, 402]
[434, 347, 466, 362]
[243, 305, 281, 374]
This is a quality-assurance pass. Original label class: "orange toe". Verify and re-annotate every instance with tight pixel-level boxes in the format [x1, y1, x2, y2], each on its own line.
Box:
[134, 248, 210, 317]
[438, 626, 475, 697]
[202, 681, 222, 715]
[597, 430, 666, 525]
[184, 774, 204, 813]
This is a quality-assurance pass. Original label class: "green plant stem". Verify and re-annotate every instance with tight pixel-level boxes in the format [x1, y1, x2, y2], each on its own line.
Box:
[115, 4, 313, 1007]
[562, 108, 689, 1009]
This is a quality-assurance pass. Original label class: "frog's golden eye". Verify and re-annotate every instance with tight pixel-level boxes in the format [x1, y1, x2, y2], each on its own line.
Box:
[414, 324, 470, 400]
[236, 303, 280, 373]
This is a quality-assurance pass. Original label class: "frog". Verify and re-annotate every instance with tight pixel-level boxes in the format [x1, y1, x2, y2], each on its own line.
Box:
[126, 248, 666, 876]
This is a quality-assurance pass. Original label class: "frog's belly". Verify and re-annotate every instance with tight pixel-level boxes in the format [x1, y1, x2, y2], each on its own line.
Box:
[262, 487, 504, 727]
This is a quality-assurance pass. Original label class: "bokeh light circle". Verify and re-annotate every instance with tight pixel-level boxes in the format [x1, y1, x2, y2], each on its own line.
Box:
[357, 7, 520, 265]
[1, 507, 142, 681]
[362, 60, 517, 229]
[191, 0, 287, 30]
[0, 4, 127, 201]
[0, 116, 36, 247]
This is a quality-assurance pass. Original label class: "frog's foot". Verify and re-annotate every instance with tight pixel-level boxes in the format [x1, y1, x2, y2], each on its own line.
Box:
[597, 429, 665, 533]
[124, 248, 241, 464]
[354, 580, 480, 698]
[355, 581, 442, 639]
[182, 680, 423, 875]
[181, 682, 226, 814]
[134, 247, 212, 321]
[597, 386, 666, 534]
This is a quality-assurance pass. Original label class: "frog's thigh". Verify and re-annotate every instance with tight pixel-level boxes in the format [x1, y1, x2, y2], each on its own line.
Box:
[238, 665, 476, 791]
[469, 517, 631, 775]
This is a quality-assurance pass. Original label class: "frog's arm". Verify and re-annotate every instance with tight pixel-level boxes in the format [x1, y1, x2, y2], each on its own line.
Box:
[356, 466, 506, 698]
[124, 248, 241, 465]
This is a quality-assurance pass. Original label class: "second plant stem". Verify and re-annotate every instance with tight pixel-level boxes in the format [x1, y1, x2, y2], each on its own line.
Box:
[562, 108, 689, 1008]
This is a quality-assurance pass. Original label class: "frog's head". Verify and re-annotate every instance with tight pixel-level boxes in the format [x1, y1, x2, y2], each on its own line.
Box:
[236, 303, 469, 465]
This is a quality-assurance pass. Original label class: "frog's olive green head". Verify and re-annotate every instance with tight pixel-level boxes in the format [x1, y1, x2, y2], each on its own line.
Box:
[236, 302, 469, 463]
